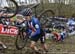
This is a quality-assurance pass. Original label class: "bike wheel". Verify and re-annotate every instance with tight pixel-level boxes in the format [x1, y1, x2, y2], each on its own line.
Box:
[0, 0, 18, 18]
[38, 9, 55, 27]
[15, 32, 29, 50]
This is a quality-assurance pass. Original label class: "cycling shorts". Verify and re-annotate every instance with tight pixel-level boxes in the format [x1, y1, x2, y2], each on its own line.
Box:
[30, 29, 46, 43]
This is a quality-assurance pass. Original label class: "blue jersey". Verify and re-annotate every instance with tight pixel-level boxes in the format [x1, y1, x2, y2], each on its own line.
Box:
[27, 17, 41, 37]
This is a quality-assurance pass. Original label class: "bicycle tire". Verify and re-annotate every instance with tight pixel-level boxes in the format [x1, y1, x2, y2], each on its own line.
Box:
[15, 32, 29, 50]
[0, 0, 18, 18]
[38, 9, 55, 27]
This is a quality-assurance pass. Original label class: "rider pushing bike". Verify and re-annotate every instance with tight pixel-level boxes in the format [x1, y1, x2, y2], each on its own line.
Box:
[17, 8, 48, 53]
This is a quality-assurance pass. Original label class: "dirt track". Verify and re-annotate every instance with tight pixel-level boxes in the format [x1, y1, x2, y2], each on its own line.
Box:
[0, 35, 75, 54]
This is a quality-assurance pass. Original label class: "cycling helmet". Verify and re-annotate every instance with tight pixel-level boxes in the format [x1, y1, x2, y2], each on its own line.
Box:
[20, 8, 32, 16]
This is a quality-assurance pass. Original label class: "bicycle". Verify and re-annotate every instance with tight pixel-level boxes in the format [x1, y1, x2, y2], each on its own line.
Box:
[30, 4, 55, 27]
[0, 0, 18, 18]
[15, 22, 30, 50]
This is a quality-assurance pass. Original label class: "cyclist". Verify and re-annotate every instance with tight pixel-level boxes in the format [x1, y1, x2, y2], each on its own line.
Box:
[52, 31, 61, 41]
[19, 8, 48, 53]
[52, 27, 66, 41]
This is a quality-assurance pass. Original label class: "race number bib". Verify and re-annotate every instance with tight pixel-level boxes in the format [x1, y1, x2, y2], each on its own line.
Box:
[35, 24, 39, 28]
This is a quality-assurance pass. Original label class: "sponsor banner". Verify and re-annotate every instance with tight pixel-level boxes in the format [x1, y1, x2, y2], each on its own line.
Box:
[0, 24, 18, 36]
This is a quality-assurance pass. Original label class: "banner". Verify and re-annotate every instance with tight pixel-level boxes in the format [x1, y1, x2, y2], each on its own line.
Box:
[0, 24, 18, 36]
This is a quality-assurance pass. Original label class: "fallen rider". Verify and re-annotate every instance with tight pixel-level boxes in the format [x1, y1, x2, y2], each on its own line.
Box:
[52, 29, 67, 41]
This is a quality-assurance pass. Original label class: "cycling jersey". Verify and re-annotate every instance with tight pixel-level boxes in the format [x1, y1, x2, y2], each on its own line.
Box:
[26, 17, 45, 43]
[27, 17, 41, 36]
[15, 17, 45, 43]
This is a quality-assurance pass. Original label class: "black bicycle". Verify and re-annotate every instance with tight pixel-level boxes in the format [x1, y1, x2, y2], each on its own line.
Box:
[0, 0, 18, 18]
[15, 22, 30, 50]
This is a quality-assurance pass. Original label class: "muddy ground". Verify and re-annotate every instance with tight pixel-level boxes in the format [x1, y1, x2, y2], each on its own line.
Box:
[0, 35, 75, 54]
